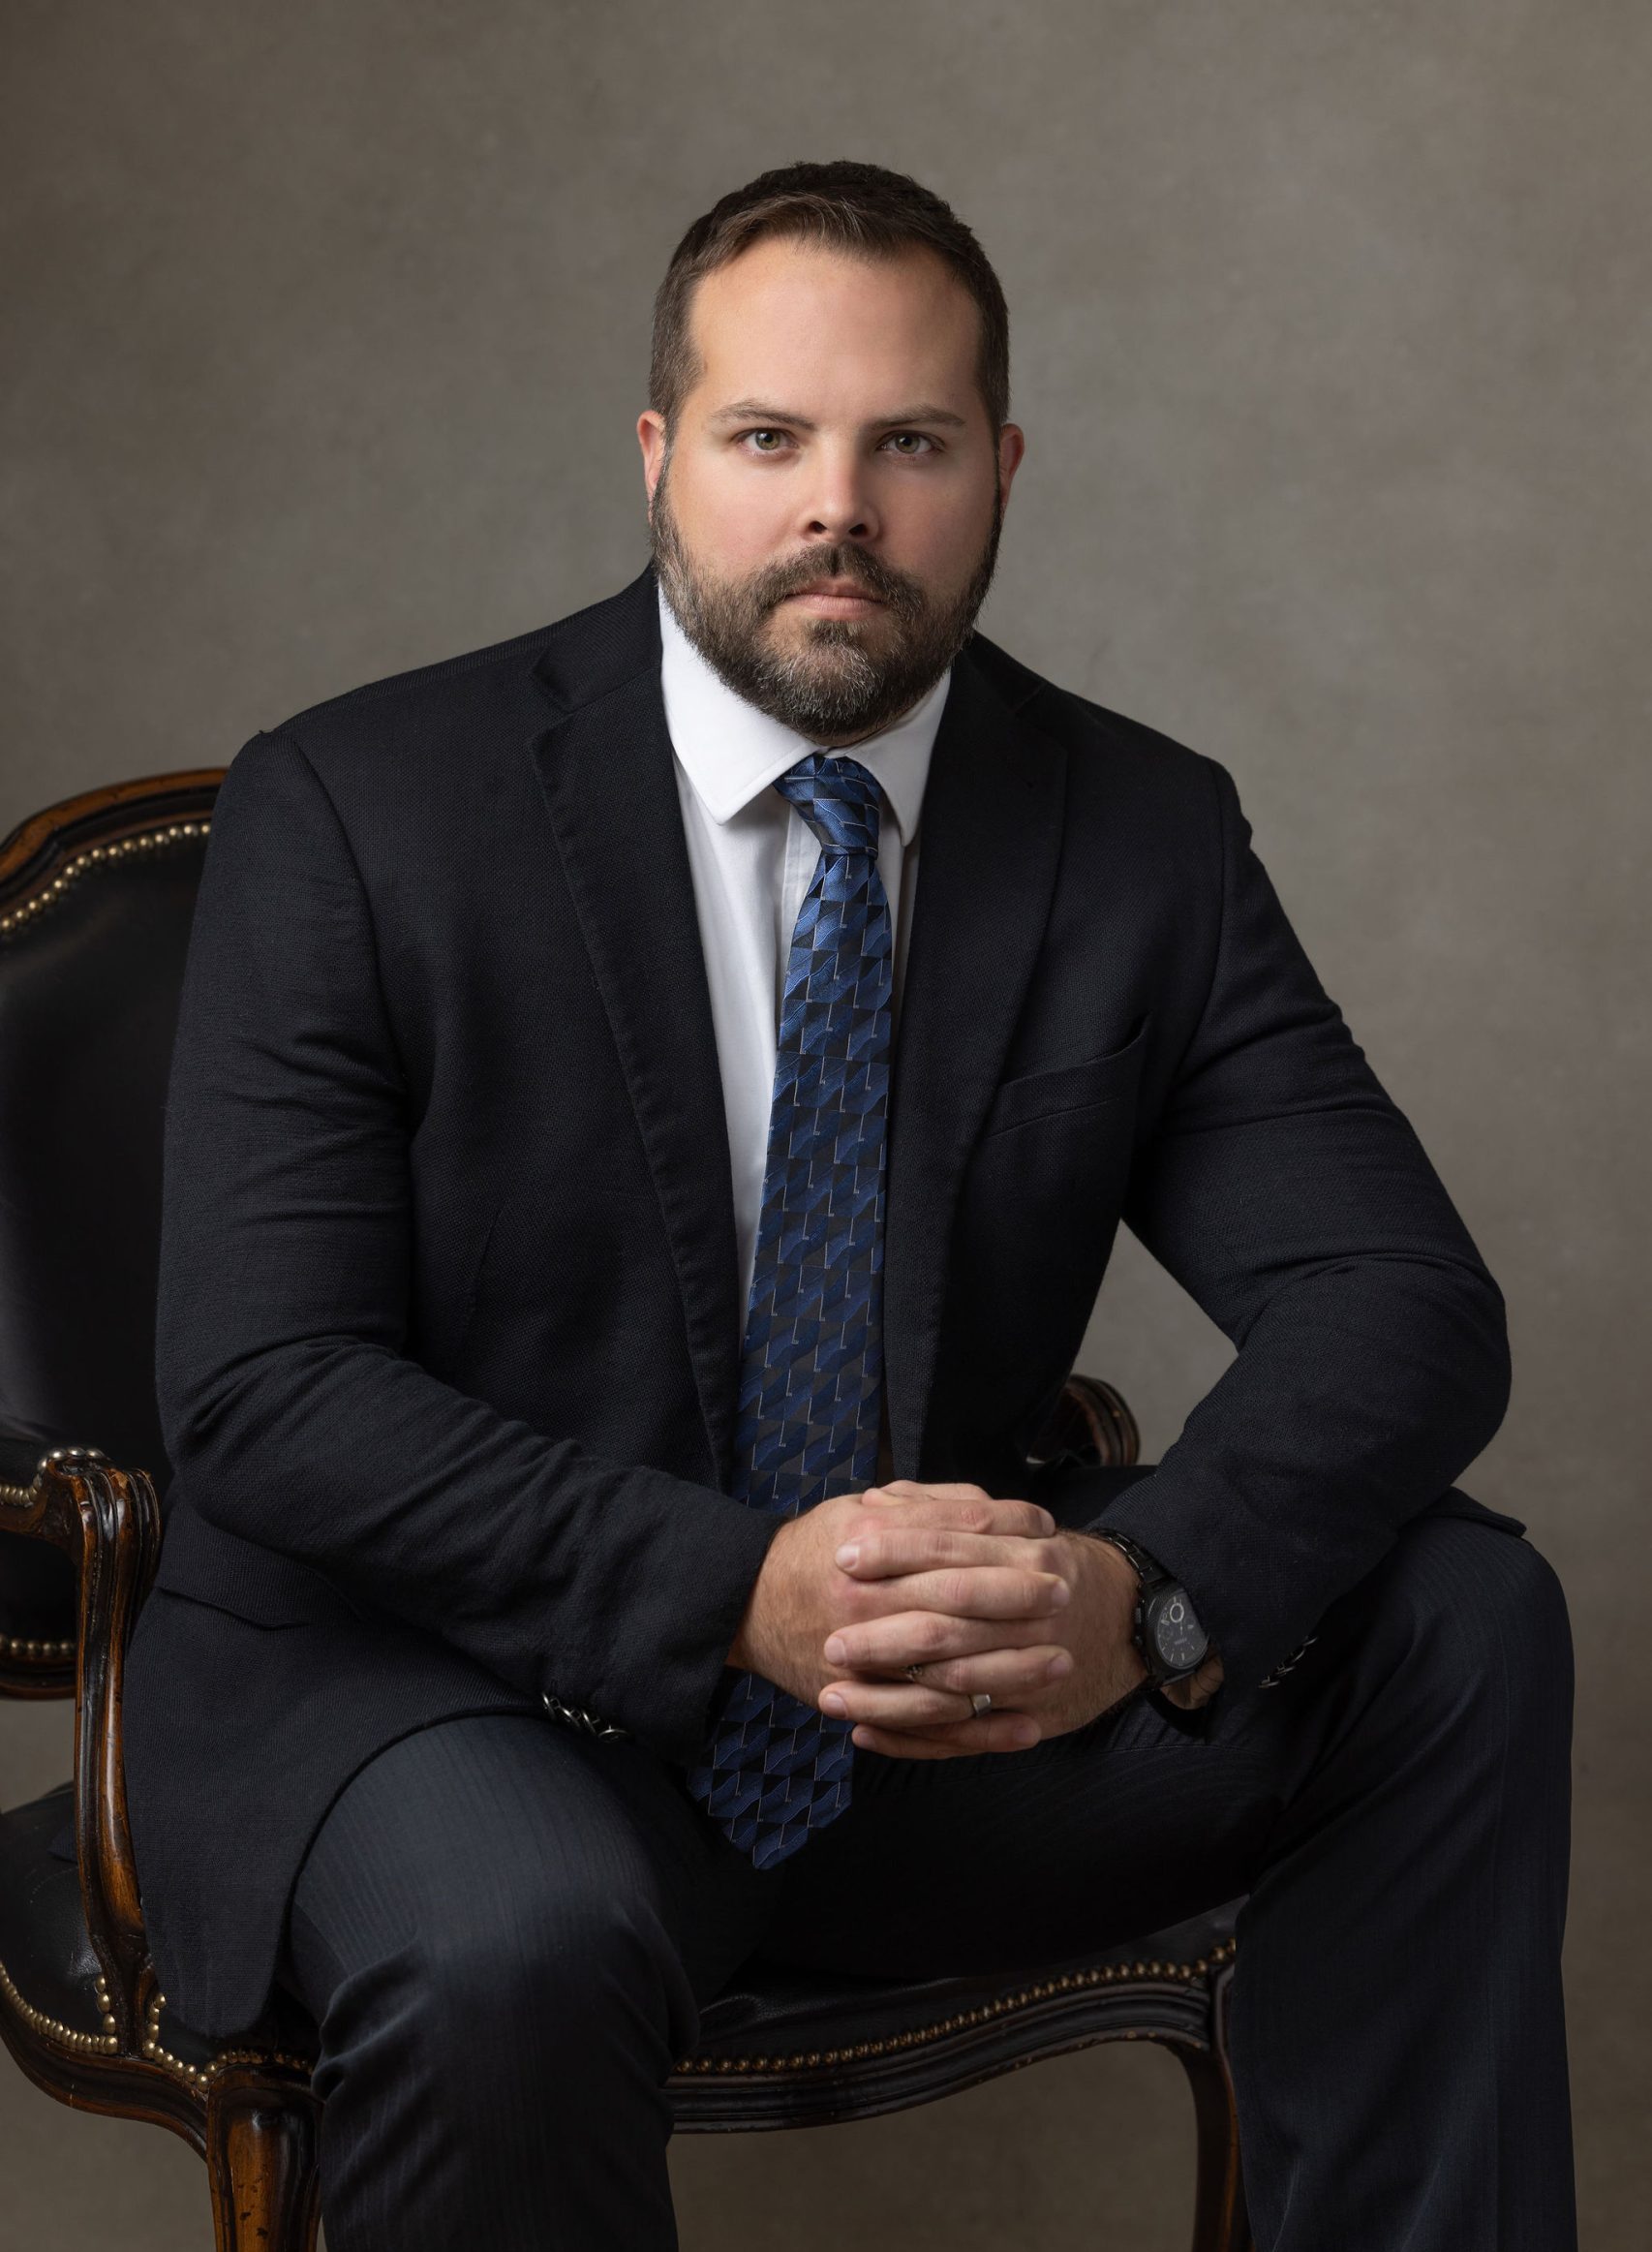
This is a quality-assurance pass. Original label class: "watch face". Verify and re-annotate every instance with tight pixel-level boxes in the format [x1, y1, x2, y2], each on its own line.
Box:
[1146, 1587, 1209, 1675]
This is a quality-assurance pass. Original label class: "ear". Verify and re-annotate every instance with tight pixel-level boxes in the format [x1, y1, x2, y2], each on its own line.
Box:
[637, 408, 668, 506]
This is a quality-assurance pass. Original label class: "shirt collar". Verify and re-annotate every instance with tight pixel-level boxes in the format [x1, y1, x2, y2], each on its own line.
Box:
[658, 578, 949, 846]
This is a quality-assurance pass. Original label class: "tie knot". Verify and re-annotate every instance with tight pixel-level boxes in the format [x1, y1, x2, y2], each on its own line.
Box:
[773, 753, 883, 858]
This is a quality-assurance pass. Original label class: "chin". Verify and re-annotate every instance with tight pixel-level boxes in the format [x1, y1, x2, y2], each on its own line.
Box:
[773, 618, 883, 667]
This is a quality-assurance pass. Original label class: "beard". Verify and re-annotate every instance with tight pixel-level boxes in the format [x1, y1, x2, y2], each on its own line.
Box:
[648, 455, 1004, 744]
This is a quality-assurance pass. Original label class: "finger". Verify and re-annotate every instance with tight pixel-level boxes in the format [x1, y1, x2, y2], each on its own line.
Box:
[823, 1609, 1059, 1672]
[820, 1678, 979, 1727]
[837, 1524, 1061, 1580]
[850, 1712, 1043, 1758]
[821, 1645, 1071, 1725]
[896, 1645, 1075, 1701]
[836, 1559, 1072, 1621]
[859, 1486, 1056, 1537]
[1161, 1653, 1225, 1711]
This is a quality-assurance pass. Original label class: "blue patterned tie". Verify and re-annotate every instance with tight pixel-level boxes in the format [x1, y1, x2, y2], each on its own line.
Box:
[685, 753, 893, 1867]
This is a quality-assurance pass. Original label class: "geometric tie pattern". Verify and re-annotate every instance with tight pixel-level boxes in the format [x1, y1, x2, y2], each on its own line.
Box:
[684, 753, 895, 1867]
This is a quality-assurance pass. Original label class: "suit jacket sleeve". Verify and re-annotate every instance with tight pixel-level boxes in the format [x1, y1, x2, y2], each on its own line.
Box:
[153, 727, 784, 1767]
[1090, 753, 1512, 1708]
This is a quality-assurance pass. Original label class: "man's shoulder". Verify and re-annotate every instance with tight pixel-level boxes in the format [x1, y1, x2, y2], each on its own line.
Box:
[277, 620, 552, 736]
[964, 627, 1226, 804]
[259, 571, 643, 767]
[260, 620, 553, 775]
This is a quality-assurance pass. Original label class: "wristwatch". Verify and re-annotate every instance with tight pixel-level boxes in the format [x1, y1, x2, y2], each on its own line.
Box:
[1085, 1527, 1211, 1685]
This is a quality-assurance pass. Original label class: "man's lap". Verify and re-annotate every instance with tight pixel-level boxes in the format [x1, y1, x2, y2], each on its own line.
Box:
[278, 1501, 1561, 2033]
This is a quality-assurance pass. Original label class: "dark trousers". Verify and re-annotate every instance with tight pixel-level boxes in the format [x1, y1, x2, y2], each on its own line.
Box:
[275, 1493, 1576, 2251]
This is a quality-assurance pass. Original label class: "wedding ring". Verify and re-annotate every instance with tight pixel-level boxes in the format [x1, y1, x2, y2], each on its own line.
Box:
[903, 1662, 991, 1716]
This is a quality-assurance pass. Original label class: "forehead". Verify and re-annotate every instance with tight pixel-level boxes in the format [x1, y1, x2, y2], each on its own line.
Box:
[684, 237, 982, 417]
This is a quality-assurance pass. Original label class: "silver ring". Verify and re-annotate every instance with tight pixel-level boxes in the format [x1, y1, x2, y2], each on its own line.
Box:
[904, 1663, 991, 1717]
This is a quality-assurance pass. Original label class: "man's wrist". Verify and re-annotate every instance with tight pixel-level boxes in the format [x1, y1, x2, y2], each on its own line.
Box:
[1077, 1526, 1215, 1687]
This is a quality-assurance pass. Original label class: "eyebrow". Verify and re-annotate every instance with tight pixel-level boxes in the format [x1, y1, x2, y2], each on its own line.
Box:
[705, 398, 969, 431]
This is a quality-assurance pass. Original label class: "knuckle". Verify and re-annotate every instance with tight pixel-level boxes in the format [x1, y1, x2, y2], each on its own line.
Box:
[837, 1582, 878, 1626]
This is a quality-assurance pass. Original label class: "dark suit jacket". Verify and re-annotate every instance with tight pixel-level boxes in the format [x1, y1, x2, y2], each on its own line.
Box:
[120, 559, 1515, 2039]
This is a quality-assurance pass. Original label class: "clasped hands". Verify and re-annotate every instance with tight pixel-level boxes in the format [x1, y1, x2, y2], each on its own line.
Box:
[727, 1478, 1224, 1761]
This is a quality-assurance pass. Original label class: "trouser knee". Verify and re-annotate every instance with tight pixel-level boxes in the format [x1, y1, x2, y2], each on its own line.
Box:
[305, 1874, 699, 2109]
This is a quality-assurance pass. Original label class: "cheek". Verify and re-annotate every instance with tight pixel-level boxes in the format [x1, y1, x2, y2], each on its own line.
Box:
[887, 486, 993, 580]
[683, 465, 797, 572]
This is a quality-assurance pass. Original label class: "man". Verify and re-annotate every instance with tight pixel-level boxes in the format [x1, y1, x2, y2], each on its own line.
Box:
[122, 160, 1575, 2249]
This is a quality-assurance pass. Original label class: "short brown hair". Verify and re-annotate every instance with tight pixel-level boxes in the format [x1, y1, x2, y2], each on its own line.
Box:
[649, 160, 1011, 438]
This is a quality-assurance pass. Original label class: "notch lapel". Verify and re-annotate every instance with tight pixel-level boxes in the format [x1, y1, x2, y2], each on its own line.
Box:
[527, 571, 745, 1486]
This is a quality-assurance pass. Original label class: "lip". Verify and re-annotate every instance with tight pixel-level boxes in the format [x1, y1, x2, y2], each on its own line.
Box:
[782, 585, 885, 613]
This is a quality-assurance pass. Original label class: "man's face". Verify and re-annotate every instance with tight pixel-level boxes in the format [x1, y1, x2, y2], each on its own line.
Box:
[638, 237, 1025, 746]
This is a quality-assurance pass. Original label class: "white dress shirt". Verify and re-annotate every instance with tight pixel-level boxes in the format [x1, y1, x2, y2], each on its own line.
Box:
[657, 581, 953, 1346]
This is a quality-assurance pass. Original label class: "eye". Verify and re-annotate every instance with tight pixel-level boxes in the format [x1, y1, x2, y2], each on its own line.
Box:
[737, 428, 792, 454]
[883, 431, 939, 455]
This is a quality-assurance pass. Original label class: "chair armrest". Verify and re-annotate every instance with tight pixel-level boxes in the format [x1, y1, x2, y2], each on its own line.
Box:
[1028, 1373, 1142, 1471]
[0, 1442, 162, 2049]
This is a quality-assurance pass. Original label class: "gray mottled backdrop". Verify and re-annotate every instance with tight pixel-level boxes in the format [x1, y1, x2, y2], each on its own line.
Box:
[3, 3, 1646, 2244]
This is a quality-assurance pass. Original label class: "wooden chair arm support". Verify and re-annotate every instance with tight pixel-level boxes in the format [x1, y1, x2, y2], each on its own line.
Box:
[0, 1446, 162, 2047]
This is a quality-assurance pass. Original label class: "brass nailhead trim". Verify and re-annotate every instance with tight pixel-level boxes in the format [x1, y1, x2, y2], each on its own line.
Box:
[0, 1953, 120, 2054]
[668, 1939, 1236, 2075]
[0, 1631, 76, 1658]
[11, 1939, 1236, 2090]
[0, 820, 211, 939]
[0, 1446, 108, 1659]
[140, 1989, 313, 2089]
[0, 1963, 313, 2092]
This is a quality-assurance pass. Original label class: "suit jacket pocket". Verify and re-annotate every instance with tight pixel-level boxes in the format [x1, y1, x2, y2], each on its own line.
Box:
[980, 1015, 1150, 1139]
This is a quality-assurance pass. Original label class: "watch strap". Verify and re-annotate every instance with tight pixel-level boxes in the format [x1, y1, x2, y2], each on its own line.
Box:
[1086, 1526, 1171, 1593]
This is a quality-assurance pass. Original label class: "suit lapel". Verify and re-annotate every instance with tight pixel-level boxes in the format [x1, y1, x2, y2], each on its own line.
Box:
[528, 570, 746, 1483]
[526, 565, 1068, 1491]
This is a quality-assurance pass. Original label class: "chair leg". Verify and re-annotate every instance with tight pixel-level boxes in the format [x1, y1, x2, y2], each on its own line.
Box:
[203, 2067, 322, 2252]
[1178, 1964, 1253, 2252]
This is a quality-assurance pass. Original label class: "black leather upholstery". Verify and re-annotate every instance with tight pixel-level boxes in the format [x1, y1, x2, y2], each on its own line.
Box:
[0, 1420, 79, 1639]
[0, 1785, 107, 2045]
[0, 804, 209, 1650]
[0, 828, 204, 1485]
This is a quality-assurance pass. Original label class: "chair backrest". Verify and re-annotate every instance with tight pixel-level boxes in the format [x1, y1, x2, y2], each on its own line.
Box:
[0, 774, 221, 1641]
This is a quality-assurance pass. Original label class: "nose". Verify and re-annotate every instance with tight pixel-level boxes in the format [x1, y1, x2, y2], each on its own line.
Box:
[791, 439, 880, 546]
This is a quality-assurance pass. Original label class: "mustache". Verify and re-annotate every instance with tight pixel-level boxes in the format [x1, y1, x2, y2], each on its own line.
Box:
[758, 549, 922, 613]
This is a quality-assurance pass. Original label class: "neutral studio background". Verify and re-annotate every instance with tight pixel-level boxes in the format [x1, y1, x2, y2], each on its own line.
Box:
[3, 2, 1647, 2245]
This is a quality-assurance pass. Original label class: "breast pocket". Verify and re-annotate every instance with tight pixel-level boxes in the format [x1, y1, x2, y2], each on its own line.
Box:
[979, 1015, 1150, 1140]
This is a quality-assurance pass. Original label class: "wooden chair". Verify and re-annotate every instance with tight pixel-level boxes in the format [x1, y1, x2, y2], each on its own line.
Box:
[0, 774, 1250, 2250]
